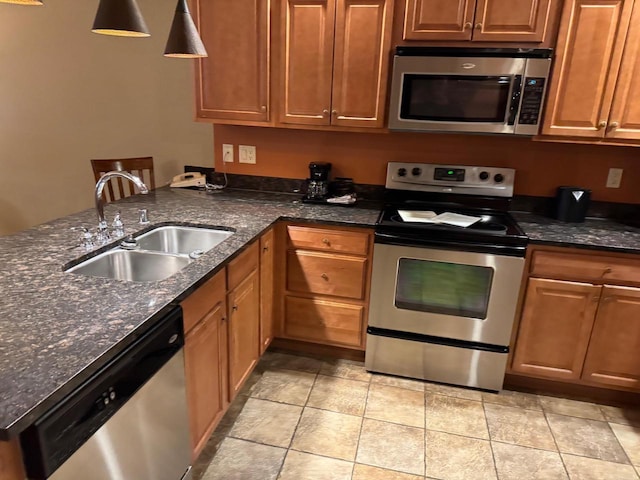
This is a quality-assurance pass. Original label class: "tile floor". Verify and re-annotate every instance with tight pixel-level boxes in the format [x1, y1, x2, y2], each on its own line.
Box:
[192, 352, 640, 480]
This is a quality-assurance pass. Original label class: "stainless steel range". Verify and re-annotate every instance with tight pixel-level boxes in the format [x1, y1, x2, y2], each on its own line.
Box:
[366, 162, 527, 391]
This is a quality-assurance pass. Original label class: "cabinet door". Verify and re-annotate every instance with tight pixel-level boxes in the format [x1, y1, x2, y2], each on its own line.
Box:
[184, 299, 226, 459]
[195, 0, 270, 122]
[260, 228, 275, 354]
[331, 0, 393, 128]
[582, 286, 640, 390]
[279, 0, 335, 125]
[606, 2, 640, 140]
[228, 270, 260, 400]
[403, 0, 475, 40]
[511, 278, 601, 380]
[541, 0, 633, 138]
[473, 0, 551, 42]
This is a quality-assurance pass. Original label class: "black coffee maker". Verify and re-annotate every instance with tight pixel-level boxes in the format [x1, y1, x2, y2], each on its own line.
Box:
[305, 162, 332, 201]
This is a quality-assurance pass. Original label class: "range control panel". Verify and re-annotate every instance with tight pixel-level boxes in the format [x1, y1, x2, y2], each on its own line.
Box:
[387, 162, 515, 198]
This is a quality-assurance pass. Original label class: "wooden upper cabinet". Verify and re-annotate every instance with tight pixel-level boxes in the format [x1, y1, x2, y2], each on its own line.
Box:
[582, 286, 640, 389]
[473, 0, 552, 42]
[195, 0, 270, 123]
[542, 0, 634, 138]
[607, 1, 640, 140]
[403, 0, 475, 41]
[279, 0, 336, 125]
[511, 278, 601, 380]
[331, 0, 394, 128]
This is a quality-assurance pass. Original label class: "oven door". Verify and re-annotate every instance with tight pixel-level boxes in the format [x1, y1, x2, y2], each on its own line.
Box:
[368, 243, 524, 346]
[388, 55, 525, 134]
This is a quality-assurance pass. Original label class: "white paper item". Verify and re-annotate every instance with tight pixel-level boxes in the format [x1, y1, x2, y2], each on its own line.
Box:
[433, 212, 481, 227]
[398, 210, 438, 223]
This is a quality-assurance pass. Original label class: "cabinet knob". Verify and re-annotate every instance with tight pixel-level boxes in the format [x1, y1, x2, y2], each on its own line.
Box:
[331, 110, 337, 116]
[464, 22, 472, 29]
[261, 105, 267, 112]
[321, 273, 329, 280]
[263, 245, 269, 252]
[475, 23, 483, 29]
[232, 305, 238, 311]
[322, 238, 330, 245]
[323, 109, 329, 116]
[602, 267, 613, 275]
[222, 316, 227, 322]
[610, 121, 620, 129]
[598, 120, 608, 129]
[602, 296, 612, 303]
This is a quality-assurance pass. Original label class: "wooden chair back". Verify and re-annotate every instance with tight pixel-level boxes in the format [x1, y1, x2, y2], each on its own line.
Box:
[91, 157, 155, 203]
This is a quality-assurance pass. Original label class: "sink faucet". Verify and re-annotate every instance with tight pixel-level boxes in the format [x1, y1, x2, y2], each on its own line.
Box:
[95, 171, 149, 231]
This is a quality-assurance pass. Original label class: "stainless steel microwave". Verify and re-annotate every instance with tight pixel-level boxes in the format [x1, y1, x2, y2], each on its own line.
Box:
[388, 47, 552, 136]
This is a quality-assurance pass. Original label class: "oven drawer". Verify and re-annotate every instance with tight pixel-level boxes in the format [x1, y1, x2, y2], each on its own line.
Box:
[284, 296, 364, 348]
[530, 251, 640, 285]
[287, 226, 370, 255]
[287, 251, 367, 299]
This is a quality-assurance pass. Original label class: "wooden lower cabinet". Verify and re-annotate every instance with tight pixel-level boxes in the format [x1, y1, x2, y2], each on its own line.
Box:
[260, 228, 275, 354]
[0, 439, 26, 480]
[582, 286, 640, 389]
[228, 268, 260, 400]
[182, 270, 227, 460]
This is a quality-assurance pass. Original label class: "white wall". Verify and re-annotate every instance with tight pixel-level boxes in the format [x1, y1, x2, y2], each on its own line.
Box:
[0, 0, 213, 235]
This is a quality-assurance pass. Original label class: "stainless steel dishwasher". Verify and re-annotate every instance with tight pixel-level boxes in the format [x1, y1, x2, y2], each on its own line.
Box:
[20, 305, 192, 480]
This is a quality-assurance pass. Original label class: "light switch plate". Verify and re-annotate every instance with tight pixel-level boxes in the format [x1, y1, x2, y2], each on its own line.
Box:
[222, 144, 234, 163]
[606, 168, 623, 188]
[239, 145, 256, 164]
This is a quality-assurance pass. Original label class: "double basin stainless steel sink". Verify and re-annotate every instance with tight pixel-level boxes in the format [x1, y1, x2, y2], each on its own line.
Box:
[66, 225, 234, 282]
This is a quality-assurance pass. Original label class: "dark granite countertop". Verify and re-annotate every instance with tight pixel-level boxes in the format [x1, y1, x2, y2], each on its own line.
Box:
[0, 187, 379, 439]
[513, 212, 640, 254]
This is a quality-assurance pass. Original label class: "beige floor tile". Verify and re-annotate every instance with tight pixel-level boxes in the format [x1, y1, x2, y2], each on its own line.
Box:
[484, 403, 556, 450]
[356, 418, 425, 476]
[492, 442, 567, 480]
[426, 393, 489, 439]
[278, 451, 353, 480]
[228, 398, 302, 448]
[371, 373, 425, 392]
[547, 413, 629, 463]
[259, 351, 323, 373]
[562, 453, 639, 480]
[424, 382, 483, 401]
[249, 369, 316, 406]
[307, 375, 368, 416]
[352, 464, 423, 480]
[611, 423, 640, 466]
[539, 396, 605, 421]
[319, 359, 372, 382]
[425, 430, 496, 480]
[291, 407, 362, 461]
[602, 405, 640, 427]
[482, 389, 542, 410]
[201, 437, 286, 480]
[365, 383, 425, 428]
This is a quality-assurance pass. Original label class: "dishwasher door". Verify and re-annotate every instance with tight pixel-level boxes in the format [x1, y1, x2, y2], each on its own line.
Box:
[21, 305, 191, 480]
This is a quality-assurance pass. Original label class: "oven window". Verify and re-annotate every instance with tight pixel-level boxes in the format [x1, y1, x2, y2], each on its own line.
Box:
[395, 258, 494, 319]
[400, 74, 511, 122]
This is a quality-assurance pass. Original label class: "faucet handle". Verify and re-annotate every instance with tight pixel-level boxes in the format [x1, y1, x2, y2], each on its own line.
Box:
[72, 226, 95, 250]
[139, 208, 149, 225]
[112, 211, 125, 237]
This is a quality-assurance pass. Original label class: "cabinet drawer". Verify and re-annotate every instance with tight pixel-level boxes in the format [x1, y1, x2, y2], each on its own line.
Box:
[287, 250, 367, 299]
[182, 269, 226, 334]
[287, 226, 370, 255]
[227, 241, 259, 291]
[284, 296, 364, 348]
[530, 251, 640, 285]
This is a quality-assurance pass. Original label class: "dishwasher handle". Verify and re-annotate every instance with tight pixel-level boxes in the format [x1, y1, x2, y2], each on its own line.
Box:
[21, 305, 184, 480]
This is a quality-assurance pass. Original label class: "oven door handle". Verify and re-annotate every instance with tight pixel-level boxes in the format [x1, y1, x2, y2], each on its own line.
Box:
[507, 75, 522, 126]
[374, 231, 526, 257]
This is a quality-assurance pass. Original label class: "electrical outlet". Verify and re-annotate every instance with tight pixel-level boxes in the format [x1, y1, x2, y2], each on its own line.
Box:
[239, 145, 257, 164]
[606, 168, 623, 188]
[222, 144, 234, 163]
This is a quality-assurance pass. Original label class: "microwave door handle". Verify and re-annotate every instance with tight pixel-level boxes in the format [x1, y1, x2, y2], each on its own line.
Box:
[507, 75, 522, 126]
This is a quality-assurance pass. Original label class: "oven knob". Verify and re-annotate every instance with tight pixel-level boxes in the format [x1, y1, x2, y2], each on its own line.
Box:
[411, 167, 422, 176]
[479, 171, 489, 181]
[397, 168, 407, 177]
[494, 173, 505, 183]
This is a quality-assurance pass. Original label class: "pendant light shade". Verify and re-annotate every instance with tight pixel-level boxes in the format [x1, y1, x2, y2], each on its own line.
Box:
[164, 0, 207, 58]
[0, 0, 43, 4]
[92, 0, 150, 38]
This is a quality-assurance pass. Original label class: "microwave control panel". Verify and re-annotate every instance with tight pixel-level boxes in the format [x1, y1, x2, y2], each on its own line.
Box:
[518, 78, 546, 125]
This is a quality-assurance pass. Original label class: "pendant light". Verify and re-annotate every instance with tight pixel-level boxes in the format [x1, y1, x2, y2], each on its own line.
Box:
[0, 0, 43, 4]
[164, 0, 207, 58]
[92, 0, 150, 38]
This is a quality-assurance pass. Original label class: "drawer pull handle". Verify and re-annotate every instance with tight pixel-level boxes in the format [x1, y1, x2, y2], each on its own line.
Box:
[321, 273, 329, 280]
[322, 238, 330, 245]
